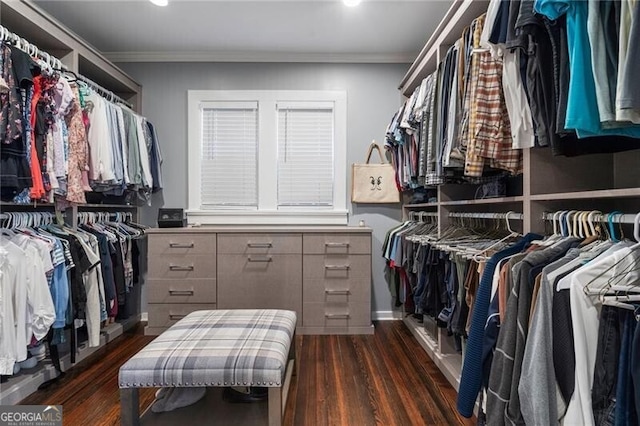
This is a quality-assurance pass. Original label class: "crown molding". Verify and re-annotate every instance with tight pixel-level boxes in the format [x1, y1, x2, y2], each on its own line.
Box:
[104, 50, 415, 64]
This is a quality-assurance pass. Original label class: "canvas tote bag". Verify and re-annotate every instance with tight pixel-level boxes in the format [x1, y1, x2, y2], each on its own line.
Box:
[351, 141, 400, 203]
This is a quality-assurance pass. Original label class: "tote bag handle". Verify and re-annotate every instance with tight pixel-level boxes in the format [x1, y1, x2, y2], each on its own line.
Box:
[365, 141, 386, 164]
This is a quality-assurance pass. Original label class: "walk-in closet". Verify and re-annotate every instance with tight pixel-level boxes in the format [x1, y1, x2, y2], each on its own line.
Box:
[1, 0, 639, 425]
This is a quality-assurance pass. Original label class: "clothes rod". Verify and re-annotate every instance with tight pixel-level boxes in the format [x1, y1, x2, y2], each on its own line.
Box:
[409, 211, 438, 218]
[542, 212, 639, 224]
[448, 212, 524, 220]
[0, 25, 68, 71]
[0, 211, 58, 226]
[74, 73, 133, 108]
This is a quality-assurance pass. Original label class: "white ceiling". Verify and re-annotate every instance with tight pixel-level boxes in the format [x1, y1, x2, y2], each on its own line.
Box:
[33, 0, 454, 62]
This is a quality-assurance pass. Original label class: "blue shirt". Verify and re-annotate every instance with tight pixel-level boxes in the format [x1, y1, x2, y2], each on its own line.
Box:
[534, 0, 640, 138]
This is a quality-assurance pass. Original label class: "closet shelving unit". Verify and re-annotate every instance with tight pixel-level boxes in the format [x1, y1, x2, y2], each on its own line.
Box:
[0, 0, 145, 405]
[397, 0, 640, 392]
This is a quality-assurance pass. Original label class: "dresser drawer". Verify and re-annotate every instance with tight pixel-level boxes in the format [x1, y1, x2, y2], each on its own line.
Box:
[148, 254, 217, 279]
[302, 302, 371, 327]
[148, 233, 216, 255]
[303, 279, 370, 304]
[303, 254, 371, 280]
[147, 279, 216, 303]
[303, 234, 370, 255]
[217, 254, 302, 315]
[303, 254, 370, 302]
[217, 234, 301, 254]
[147, 303, 217, 328]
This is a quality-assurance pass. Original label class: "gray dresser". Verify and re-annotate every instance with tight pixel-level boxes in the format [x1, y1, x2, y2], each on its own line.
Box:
[145, 226, 373, 335]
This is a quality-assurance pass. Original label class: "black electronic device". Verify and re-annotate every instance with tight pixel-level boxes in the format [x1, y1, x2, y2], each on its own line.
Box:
[157, 208, 187, 228]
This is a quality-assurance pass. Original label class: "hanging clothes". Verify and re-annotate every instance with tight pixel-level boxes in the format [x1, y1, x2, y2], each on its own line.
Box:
[451, 210, 640, 426]
[0, 38, 162, 206]
[535, 0, 640, 137]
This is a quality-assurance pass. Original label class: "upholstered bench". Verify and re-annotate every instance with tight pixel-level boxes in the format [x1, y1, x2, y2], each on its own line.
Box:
[119, 309, 297, 426]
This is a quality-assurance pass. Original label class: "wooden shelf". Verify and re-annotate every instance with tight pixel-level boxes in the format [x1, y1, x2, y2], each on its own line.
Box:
[440, 196, 524, 206]
[530, 188, 640, 201]
[0, 202, 137, 209]
[402, 316, 462, 391]
[0, 201, 56, 207]
[80, 204, 138, 209]
[399, 0, 491, 96]
[404, 202, 438, 209]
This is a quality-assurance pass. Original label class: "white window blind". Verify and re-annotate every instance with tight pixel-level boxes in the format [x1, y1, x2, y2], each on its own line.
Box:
[200, 103, 258, 208]
[277, 104, 334, 207]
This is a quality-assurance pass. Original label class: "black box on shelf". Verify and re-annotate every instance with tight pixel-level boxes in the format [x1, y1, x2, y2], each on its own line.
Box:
[157, 208, 187, 228]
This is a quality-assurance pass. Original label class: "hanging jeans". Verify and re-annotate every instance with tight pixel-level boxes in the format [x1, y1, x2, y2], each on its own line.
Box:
[592, 305, 621, 426]
[615, 309, 639, 426]
[632, 313, 640, 423]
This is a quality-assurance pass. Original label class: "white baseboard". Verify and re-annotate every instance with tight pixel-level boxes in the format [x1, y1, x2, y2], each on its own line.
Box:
[141, 312, 148, 322]
[372, 310, 404, 321]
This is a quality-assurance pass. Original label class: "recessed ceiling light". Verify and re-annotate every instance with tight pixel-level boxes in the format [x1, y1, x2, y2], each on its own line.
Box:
[343, 0, 362, 7]
[149, 0, 168, 6]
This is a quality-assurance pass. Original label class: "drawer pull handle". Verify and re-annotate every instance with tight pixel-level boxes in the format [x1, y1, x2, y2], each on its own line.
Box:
[247, 242, 273, 248]
[169, 265, 194, 271]
[169, 290, 195, 296]
[325, 242, 349, 248]
[325, 265, 350, 270]
[325, 290, 350, 295]
[248, 256, 272, 262]
[169, 242, 194, 249]
[169, 314, 187, 320]
[325, 313, 350, 319]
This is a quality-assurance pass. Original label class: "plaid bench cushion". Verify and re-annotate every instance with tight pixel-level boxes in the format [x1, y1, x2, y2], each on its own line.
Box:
[119, 309, 297, 389]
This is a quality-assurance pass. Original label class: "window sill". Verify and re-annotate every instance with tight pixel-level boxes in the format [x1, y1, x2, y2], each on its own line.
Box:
[186, 210, 349, 226]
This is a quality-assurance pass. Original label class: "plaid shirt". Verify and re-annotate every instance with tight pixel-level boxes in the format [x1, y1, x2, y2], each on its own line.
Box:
[463, 15, 522, 177]
[464, 15, 486, 177]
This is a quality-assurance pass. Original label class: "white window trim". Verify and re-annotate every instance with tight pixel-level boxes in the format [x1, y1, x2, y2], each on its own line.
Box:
[187, 90, 348, 225]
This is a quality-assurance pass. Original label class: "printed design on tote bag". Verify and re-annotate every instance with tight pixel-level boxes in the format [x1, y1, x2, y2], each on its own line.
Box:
[370, 176, 383, 191]
[351, 141, 399, 203]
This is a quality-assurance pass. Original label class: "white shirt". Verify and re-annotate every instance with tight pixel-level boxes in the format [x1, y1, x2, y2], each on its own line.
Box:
[480, 0, 502, 54]
[564, 243, 640, 426]
[22, 244, 56, 344]
[502, 51, 535, 149]
[86, 93, 116, 182]
[0, 240, 23, 374]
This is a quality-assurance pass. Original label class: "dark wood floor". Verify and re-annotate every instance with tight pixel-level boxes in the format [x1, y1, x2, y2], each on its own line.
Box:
[20, 321, 474, 426]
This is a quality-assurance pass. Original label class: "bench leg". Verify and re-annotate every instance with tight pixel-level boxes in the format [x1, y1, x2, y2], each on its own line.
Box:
[268, 387, 282, 426]
[120, 388, 140, 426]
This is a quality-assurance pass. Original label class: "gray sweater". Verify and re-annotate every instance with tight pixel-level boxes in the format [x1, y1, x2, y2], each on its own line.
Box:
[486, 240, 577, 425]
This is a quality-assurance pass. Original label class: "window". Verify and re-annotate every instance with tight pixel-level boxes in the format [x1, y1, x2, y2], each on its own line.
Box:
[201, 103, 258, 208]
[188, 91, 347, 225]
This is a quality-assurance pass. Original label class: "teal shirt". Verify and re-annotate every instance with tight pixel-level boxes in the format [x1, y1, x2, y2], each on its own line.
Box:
[534, 0, 640, 138]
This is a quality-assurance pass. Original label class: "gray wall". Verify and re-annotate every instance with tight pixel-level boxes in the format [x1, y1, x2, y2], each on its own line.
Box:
[119, 62, 405, 318]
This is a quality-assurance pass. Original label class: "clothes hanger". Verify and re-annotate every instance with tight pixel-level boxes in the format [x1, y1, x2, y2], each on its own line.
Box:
[572, 210, 582, 237]
[566, 210, 577, 237]
[601, 293, 640, 311]
[583, 212, 640, 295]
[464, 212, 519, 262]
[607, 211, 623, 242]
[0, 212, 16, 237]
[587, 211, 600, 237]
